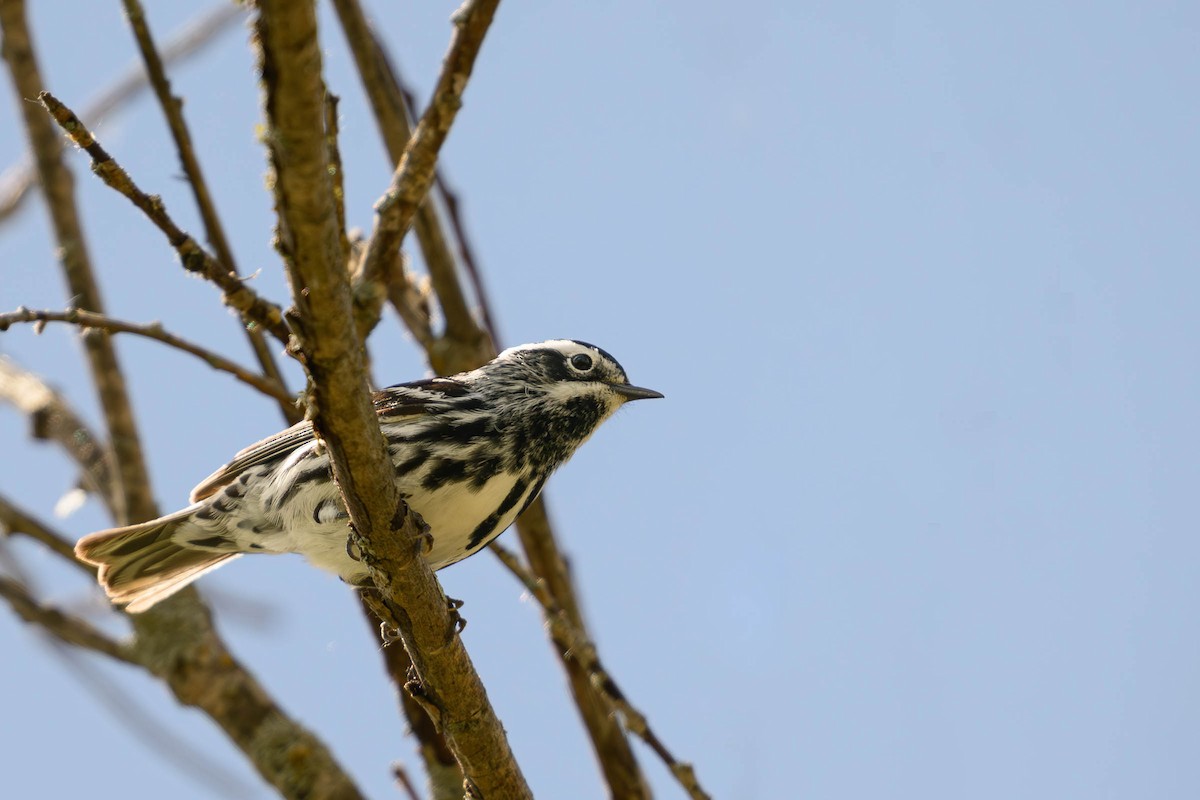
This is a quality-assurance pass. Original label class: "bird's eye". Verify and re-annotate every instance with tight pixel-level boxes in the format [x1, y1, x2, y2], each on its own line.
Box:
[570, 353, 593, 371]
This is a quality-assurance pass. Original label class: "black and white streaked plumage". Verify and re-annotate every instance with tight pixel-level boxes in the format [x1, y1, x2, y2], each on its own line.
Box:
[75, 340, 662, 613]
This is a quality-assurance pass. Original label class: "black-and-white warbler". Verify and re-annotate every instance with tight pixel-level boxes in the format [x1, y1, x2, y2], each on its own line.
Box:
[75, 340, 662, 612]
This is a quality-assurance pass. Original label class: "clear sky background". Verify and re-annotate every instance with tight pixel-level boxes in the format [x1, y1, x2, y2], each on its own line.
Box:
[2, 1, 1198, 798]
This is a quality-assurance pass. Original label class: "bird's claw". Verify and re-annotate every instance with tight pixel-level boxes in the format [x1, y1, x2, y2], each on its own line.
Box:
[378, 620, 403, 645]
[446, 594, 467, 633]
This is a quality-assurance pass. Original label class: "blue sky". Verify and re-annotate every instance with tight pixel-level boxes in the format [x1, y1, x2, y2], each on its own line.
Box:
[2, 1, 1199, 798]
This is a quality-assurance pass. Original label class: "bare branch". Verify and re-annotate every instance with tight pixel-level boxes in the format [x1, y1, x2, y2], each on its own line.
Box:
[1, 0, 154, 524]
[0, 492, 88, 569]
[491, 543, 712, 800]
[435, 172, 500, 345]
[0, 306, 296, 407]
[35, 92, 294, 348]
[0, 354, 119, 516]
[0, 3, 243, 225]
[119, 0, 298, 425]
[4, 11, 367, 792]
[0, 576, 136, 664]
[331, 0, 476, 349]
[356, 0, 500, 359]
[360, 592, 465, 800]
[255, 0, 529, 795]
[332, 5, 651, 792]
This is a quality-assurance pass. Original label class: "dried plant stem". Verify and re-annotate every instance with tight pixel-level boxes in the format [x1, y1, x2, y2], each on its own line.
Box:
[0, 307, 296, 407]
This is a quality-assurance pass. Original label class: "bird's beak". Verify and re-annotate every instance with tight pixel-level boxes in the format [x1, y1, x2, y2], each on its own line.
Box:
[612, 383, 665, 401]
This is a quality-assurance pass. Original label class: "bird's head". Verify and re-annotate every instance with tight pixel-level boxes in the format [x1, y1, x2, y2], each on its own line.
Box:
[482, 339, 663, 413]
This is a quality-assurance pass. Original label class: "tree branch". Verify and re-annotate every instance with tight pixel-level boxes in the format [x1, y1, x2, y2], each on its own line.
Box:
[0, 306, 296, 407]
[3, 10, 367, 792]
[119, 0, 298, 425]
[356, 0, 500, 366]
[255, 0, 530, 795]
[0, 576, 135, 664]
[330, 5, 653, 793]
[331, 0, 480, 354]
[0, 3, 243, 226]
[491, 543, 712, 800]
[0, 354, 119, 516]
[1, 0, 153, 525]
[0, 492, 87, 569]
[35, 92, 294, 348]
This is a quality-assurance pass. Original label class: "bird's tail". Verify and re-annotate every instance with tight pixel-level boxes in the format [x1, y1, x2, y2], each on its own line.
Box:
[74, 507, 240, 613]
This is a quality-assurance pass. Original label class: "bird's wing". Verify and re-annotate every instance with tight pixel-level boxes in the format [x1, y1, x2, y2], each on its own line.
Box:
[189, 421, 317, 502]
[188, 377, 471, 502]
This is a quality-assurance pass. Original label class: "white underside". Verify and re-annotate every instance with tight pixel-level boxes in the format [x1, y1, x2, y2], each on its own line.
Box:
[248, 470, 530, 580]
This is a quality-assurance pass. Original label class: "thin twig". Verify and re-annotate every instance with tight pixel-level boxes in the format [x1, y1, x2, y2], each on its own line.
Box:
[0, 493, 88, 569]
[434, 173, 500, 346]
[36, 91, 293, 347]
[0, 3, 243, 225]
[356, 0, 500, 357]
[331, 0, 472, 348]
[119, 0, 298, 425]
[491, 543, 712, 800]
[0, 576, 136, 664]
[0, 306, 296, 407]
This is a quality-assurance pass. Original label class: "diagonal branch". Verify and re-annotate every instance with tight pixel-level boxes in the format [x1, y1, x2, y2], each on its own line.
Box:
[0, 576, 135, 664]
[0, 3, 243, 225]
[255, 1, 530, 796]
[331, 0, 481, 356]
[355, 0, 500, 362]
[36, 92, 294, 348]
[119, 0, 298, 425]
[492, 543, 712, 800]
[0, 306, 296, 407]
[2, 0, 152, 525]
[0, 492, 88, 569]
[0, 354, 119, 517]
[3, 8, 366, 794]
[330, 5, 650, 794]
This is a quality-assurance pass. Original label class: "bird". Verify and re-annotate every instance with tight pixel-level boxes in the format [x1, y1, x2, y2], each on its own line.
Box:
[75, 340, 662, 613]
